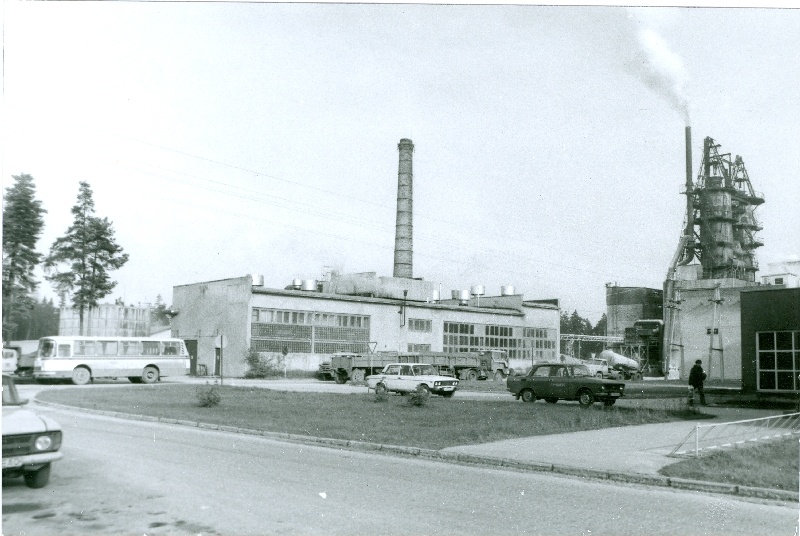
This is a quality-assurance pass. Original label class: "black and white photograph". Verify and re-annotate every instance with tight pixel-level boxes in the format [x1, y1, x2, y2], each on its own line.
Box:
[2, 2, 799, 535]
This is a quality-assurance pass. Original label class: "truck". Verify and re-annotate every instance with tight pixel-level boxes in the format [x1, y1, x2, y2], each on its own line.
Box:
[329, 349, 511, 384]
[597, 350, 642, 381]
[580, 358, 610, 379]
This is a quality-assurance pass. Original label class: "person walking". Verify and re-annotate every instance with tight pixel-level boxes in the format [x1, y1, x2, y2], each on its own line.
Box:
[688, 359, 707, 406]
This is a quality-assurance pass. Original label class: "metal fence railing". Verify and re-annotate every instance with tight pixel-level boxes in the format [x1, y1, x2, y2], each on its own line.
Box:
[670, 412, 800, 458]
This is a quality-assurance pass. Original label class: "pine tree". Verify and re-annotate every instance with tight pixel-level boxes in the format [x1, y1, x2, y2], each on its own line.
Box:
[44, 182, 129, 335]
[2, 173, 47, 344]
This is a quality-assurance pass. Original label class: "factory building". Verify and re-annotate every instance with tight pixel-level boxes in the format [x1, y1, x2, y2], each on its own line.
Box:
[171, 273, 560, 377]
[170, 138, 560, 377]
[663, 128, 766, 381]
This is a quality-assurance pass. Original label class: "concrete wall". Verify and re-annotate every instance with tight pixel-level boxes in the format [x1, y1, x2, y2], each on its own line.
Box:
[668, 278, 758, 381]
[172, 276, 252, 378]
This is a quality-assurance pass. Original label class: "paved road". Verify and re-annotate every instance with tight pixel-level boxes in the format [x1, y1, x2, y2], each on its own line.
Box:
[2, 400, 796, 536]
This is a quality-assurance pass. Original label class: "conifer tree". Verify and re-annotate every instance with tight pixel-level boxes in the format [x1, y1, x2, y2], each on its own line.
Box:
[2, 173, 47, 344]
[44, 182, 129, 335]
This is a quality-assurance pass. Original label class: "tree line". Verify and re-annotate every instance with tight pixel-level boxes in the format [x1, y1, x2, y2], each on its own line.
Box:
[3, 174, 129, 342]
[560, 310, 608, 359]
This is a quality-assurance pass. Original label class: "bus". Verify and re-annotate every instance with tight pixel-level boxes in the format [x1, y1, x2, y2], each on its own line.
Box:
[33, 336, 190, 385]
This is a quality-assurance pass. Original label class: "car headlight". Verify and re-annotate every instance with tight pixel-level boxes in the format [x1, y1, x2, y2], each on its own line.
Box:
[34, 435, 53, 451]
[434, 381, 440, 386]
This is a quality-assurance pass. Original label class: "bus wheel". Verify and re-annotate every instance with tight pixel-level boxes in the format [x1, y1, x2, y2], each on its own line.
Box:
[71, 367, 91, 386]
[141, 366, 159, 384]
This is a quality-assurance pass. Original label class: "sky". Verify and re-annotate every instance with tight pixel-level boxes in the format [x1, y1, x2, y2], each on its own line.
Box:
[2, 2, 799, 322]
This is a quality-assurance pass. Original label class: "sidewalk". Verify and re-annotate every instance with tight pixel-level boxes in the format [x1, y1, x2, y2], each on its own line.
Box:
[442, 405, 781, 477]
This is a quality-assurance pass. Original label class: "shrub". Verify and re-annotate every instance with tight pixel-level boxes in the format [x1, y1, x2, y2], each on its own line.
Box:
[374, 385, 389, 403]
[406, 385, 430, 407]
[196, 383, 221, 407]
[244, 348, 284, 379]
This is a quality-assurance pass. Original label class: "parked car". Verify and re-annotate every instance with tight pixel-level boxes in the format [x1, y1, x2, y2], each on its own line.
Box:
[506, 363, 625, 407]
[2, 374, 63, 488]
[366, 363, 459, 397]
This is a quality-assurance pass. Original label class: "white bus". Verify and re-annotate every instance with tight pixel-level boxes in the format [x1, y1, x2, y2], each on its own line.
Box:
[34, 336, 190, 385]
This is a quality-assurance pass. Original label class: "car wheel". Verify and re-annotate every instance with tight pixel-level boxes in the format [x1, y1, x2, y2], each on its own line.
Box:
[603, 399, 616, 407]
[128, 376, 143, 384]
[375, 383, 388, 396]
[23, 463, 51, 489]
[465, 370, 478, 381]
[595, 372, 603, 379]
[351, 369, 365, 383]
[544, 397, 558, 404]
[440, 391, 455, 398]
[417, 384, 431, 396]
[493, 371, 505, 381]
[578, 390, 595, 408]
[71, 367, 91, 386]
[520, 389, 535, 403]
[141, 366, 159, 384]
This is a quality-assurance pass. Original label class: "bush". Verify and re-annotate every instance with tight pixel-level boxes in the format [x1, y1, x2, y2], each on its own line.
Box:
[244, 348, 284, 379]
[196, 383, 221, 407]
[406, 385, 430, 407]
[374, 385, 389, 403]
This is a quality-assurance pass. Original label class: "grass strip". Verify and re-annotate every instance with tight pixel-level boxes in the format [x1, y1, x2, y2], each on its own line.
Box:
[39, 384, 704, 450]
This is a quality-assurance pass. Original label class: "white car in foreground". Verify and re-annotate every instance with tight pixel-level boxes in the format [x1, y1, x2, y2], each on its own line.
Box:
[2, 374, 63, 488]
[366, 363, 459, 398]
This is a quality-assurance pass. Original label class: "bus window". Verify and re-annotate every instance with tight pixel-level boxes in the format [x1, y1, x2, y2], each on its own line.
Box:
[98, 341, 119, 356]
[58, 344, 71, 357]
[121, 341, 141, 356]
[74, 341, 96, 356]
[142, 341, 160, 355]
[39, 339, 56, 358]
[162, 342, 180, 355]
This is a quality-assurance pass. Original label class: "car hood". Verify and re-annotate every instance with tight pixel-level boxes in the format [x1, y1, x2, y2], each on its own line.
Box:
[2, 406, 62, 435]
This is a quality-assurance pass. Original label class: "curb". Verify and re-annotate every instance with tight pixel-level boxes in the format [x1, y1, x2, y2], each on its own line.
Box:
[36, 399, 798, 503]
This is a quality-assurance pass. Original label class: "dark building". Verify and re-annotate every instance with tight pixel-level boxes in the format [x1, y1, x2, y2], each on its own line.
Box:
[740, 287, 800, 395]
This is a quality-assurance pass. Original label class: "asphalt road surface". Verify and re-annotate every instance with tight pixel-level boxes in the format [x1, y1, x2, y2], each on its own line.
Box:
[2, 387, 797, 536]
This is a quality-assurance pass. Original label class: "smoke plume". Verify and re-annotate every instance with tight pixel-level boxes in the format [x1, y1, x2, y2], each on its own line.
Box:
[632, 28, 689, 125]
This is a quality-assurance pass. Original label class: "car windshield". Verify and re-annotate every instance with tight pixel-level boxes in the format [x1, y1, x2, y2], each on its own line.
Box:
[412, 365, 437, 376]
[2, 375, 22, 405]
[572, 365, 591, 377]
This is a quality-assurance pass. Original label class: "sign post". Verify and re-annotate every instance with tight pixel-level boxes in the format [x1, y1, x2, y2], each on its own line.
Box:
[215, 335, 227, 385]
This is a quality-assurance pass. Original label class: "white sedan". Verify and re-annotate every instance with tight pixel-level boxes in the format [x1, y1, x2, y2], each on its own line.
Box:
[366, 363, 459, 398]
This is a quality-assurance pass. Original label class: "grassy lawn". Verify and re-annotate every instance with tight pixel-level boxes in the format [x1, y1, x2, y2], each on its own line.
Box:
[37, 383, 797, 491]
[38, 384, 701, 450]
[660, 437, 799, 492]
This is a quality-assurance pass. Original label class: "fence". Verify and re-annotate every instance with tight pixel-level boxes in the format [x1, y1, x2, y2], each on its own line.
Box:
[670, 412, 800, 457]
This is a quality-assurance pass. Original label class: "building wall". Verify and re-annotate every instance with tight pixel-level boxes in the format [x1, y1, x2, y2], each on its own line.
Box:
[740, 287, 800, 394]
[172, 276, 253, 377]
[59, 304, 151, 337]
[171, 276, 560, 378]
[666, 278, 758, 381]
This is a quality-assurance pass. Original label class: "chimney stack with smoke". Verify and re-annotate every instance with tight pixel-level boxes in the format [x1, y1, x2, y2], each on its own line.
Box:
[393, 138, 414, 279]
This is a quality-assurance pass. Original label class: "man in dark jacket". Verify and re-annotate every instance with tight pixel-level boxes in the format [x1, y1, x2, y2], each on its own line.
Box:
[688, 359, 707, 406]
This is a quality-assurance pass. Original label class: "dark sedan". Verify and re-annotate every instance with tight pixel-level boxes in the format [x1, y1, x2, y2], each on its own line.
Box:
[506, 363, 625, 407]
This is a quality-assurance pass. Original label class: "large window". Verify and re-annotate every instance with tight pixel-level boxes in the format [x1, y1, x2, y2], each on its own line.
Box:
[756, 331, 799, 392]
[443, 322, 557, 360]
[251, 308, 370, 354]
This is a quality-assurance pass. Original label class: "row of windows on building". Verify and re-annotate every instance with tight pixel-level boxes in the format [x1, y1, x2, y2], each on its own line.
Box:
[756, 330, 800, 392]
[249, 308, 558, 360]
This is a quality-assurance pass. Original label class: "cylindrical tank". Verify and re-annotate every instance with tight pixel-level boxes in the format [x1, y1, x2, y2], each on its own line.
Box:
[598, 350, 639, 370]
[605, 285, 663, 339]
[470, 285, 485, 297]
[431, 289, 440, 303]
[500, 285, 515, 296]
[291, 278, 303, 290]
[459, 289, 470, 304]
[300, 279, 317, 291]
